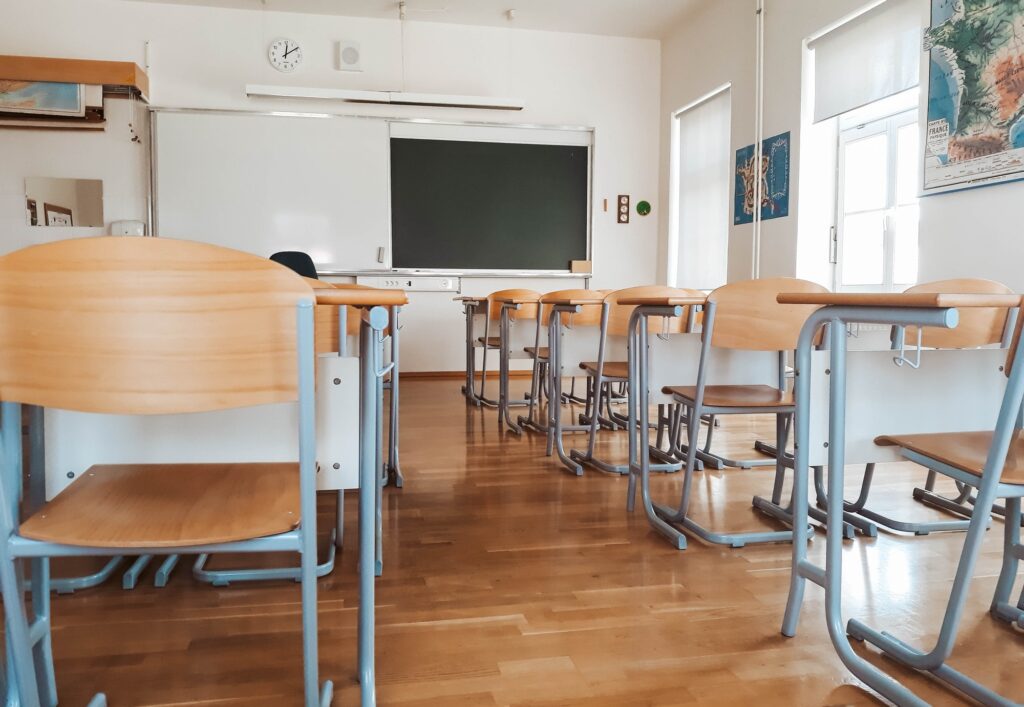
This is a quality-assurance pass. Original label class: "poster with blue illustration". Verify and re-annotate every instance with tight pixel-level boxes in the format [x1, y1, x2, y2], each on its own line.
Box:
[734, 131, 790, 225]
[924, 0, 1024, 192]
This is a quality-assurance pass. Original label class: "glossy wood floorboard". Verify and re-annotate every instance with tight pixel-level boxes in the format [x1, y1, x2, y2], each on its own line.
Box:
[37, 379, 1024, 705]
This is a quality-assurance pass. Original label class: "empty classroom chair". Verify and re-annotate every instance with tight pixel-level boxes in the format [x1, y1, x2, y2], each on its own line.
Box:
[658, 277, 826, 548]
[517, 298, 555, 435]
[535, 289, 606, 471]
[0, 236, 332, 706]
[487, 289, 542, 430]
[571, 286, 701, 475]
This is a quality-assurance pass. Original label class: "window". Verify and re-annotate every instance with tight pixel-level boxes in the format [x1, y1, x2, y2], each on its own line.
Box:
[802, 0, 925, 292]
[667, 85, 731, 290]
[834, 90, 919, 291]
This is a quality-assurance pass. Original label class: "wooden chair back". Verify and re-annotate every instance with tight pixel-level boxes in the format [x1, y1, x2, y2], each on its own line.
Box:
[541, 289, 605, 328]
[706, 277, 828, 351]
[903, 279, 1016, 349]
[0, 237, 313, 415]
[605, 286, 704, 337]
[487, 289, 540, 321]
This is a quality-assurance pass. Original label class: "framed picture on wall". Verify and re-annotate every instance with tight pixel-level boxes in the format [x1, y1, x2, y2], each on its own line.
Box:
[0, 81, 85, 117]
[44, 203, 73, 227]
[734, 131, 791, 224]
[922, 0, 1024, 193]
[26, 198, 37, 226]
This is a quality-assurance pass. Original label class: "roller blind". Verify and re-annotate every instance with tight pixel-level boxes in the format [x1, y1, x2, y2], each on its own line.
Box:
[671, 87, 731, 290]
[810, 0, 922, 123]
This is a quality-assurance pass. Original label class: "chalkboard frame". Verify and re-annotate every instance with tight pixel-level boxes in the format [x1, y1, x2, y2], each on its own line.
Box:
[387, 129, 593, 274]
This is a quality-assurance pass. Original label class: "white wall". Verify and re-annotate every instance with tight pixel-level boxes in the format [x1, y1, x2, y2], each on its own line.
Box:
[0, 0, 663, 284]
[0, 0, 662, 371]
[659, 0, 1024, 291]
[1, 99, 150, 244]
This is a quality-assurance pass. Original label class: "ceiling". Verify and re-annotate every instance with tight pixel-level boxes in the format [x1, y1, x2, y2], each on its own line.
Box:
[124, 0, 706, 39]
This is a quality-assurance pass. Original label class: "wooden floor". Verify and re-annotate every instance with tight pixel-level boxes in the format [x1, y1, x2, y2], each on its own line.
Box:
[43, 379, 1024, 705]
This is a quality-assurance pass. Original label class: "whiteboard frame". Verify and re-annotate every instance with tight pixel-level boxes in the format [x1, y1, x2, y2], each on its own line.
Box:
[149, 107, 594, 276]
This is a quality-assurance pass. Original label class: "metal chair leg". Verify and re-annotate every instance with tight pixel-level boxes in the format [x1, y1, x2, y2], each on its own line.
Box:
[154, 555, 179, 588]
[386, 306, 404, 488]
[990, 496, 1024, 626]
[122, 554, 153, 589]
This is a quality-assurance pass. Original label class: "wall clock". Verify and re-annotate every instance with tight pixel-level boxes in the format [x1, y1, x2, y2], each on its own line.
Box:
[268, 38, 304, 73]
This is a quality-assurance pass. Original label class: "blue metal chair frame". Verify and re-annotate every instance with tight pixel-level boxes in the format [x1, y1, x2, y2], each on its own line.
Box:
[542, 301, 628, 475]
[191, 302, 400, 586]
[0, 298, 344, 706]
[13, 406, 130, 594]
[386, 304, 404, 488]
[475, 299, 504, 410]
[459, 297, 493, 407]
[495, 295, 544, 430]
[572, 300, 685, 477]
[782, 302, 1022, 706]
[517, 300, 558, 437]
[498, 300, 537, 434]
[626, 301, 812, 550]
[516, 300, 619, 439]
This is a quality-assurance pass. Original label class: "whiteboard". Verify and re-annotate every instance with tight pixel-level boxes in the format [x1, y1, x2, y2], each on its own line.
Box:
[153, 110, 390, 269]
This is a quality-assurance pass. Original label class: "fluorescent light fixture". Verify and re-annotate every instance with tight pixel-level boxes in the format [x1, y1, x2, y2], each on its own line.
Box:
[245, 84, 524, 111]
[387, 92, 524, 110]
[245, 84, 389, 102]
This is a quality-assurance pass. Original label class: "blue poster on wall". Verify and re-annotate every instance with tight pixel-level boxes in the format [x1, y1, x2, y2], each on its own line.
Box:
[734, 131, 790, 224]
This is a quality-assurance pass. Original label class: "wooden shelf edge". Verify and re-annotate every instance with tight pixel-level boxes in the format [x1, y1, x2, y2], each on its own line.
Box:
[0, 55, 149, 101]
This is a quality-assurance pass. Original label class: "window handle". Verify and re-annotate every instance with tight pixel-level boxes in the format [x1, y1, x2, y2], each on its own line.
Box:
[828, 226, 837, 265]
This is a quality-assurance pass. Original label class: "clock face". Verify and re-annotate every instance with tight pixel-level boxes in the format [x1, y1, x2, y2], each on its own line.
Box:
[268, 38, 303, 73]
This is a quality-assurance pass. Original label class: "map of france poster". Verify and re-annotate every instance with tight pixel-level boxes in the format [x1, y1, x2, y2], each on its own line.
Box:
[925, 0, 1024, 192]
[734, 131, 790, 225]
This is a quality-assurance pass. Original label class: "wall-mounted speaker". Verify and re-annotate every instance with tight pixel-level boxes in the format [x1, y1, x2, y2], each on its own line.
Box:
[337, 40, 362, 72]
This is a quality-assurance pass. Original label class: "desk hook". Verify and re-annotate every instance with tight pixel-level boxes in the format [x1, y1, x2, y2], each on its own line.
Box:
[656, 313, 672, 342]
[893, 326, 923, 369]
[374, 330, 395, 378]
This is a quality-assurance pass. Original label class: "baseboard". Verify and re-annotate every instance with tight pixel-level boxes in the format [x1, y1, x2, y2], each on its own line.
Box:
[400, 370, 535, 380]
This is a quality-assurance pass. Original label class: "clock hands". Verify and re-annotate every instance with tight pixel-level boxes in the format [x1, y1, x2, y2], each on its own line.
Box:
[283, 44, 298, 59]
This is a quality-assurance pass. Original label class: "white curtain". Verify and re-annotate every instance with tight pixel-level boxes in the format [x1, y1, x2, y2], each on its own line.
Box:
[810, 0, 922, 123]
[670, 87, 731, 290]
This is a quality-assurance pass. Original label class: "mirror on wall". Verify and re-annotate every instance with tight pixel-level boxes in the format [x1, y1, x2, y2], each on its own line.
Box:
[25, 177, 104, 227]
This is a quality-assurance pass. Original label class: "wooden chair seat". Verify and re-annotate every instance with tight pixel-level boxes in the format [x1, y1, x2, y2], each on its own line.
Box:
[524, 346, 549, 360]
[579, 361, 629, 380]
[477, 336, 501, 348]
[664, 384, 794, 409]
[875, 431, 1024, 485]
[20, 463, 300, 548]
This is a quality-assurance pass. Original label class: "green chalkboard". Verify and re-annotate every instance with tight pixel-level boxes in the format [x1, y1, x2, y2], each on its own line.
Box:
[390, 138, 589, 271]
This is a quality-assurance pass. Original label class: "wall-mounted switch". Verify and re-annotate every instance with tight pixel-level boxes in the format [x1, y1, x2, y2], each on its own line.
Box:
[617, 195, 630, 224]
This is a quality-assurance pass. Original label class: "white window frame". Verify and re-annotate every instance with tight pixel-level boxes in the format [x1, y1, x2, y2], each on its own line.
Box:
[834, 107, 918, 292]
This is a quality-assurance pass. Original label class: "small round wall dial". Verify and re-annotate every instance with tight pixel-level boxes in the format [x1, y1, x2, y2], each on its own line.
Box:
[268, 38, 304, 73]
